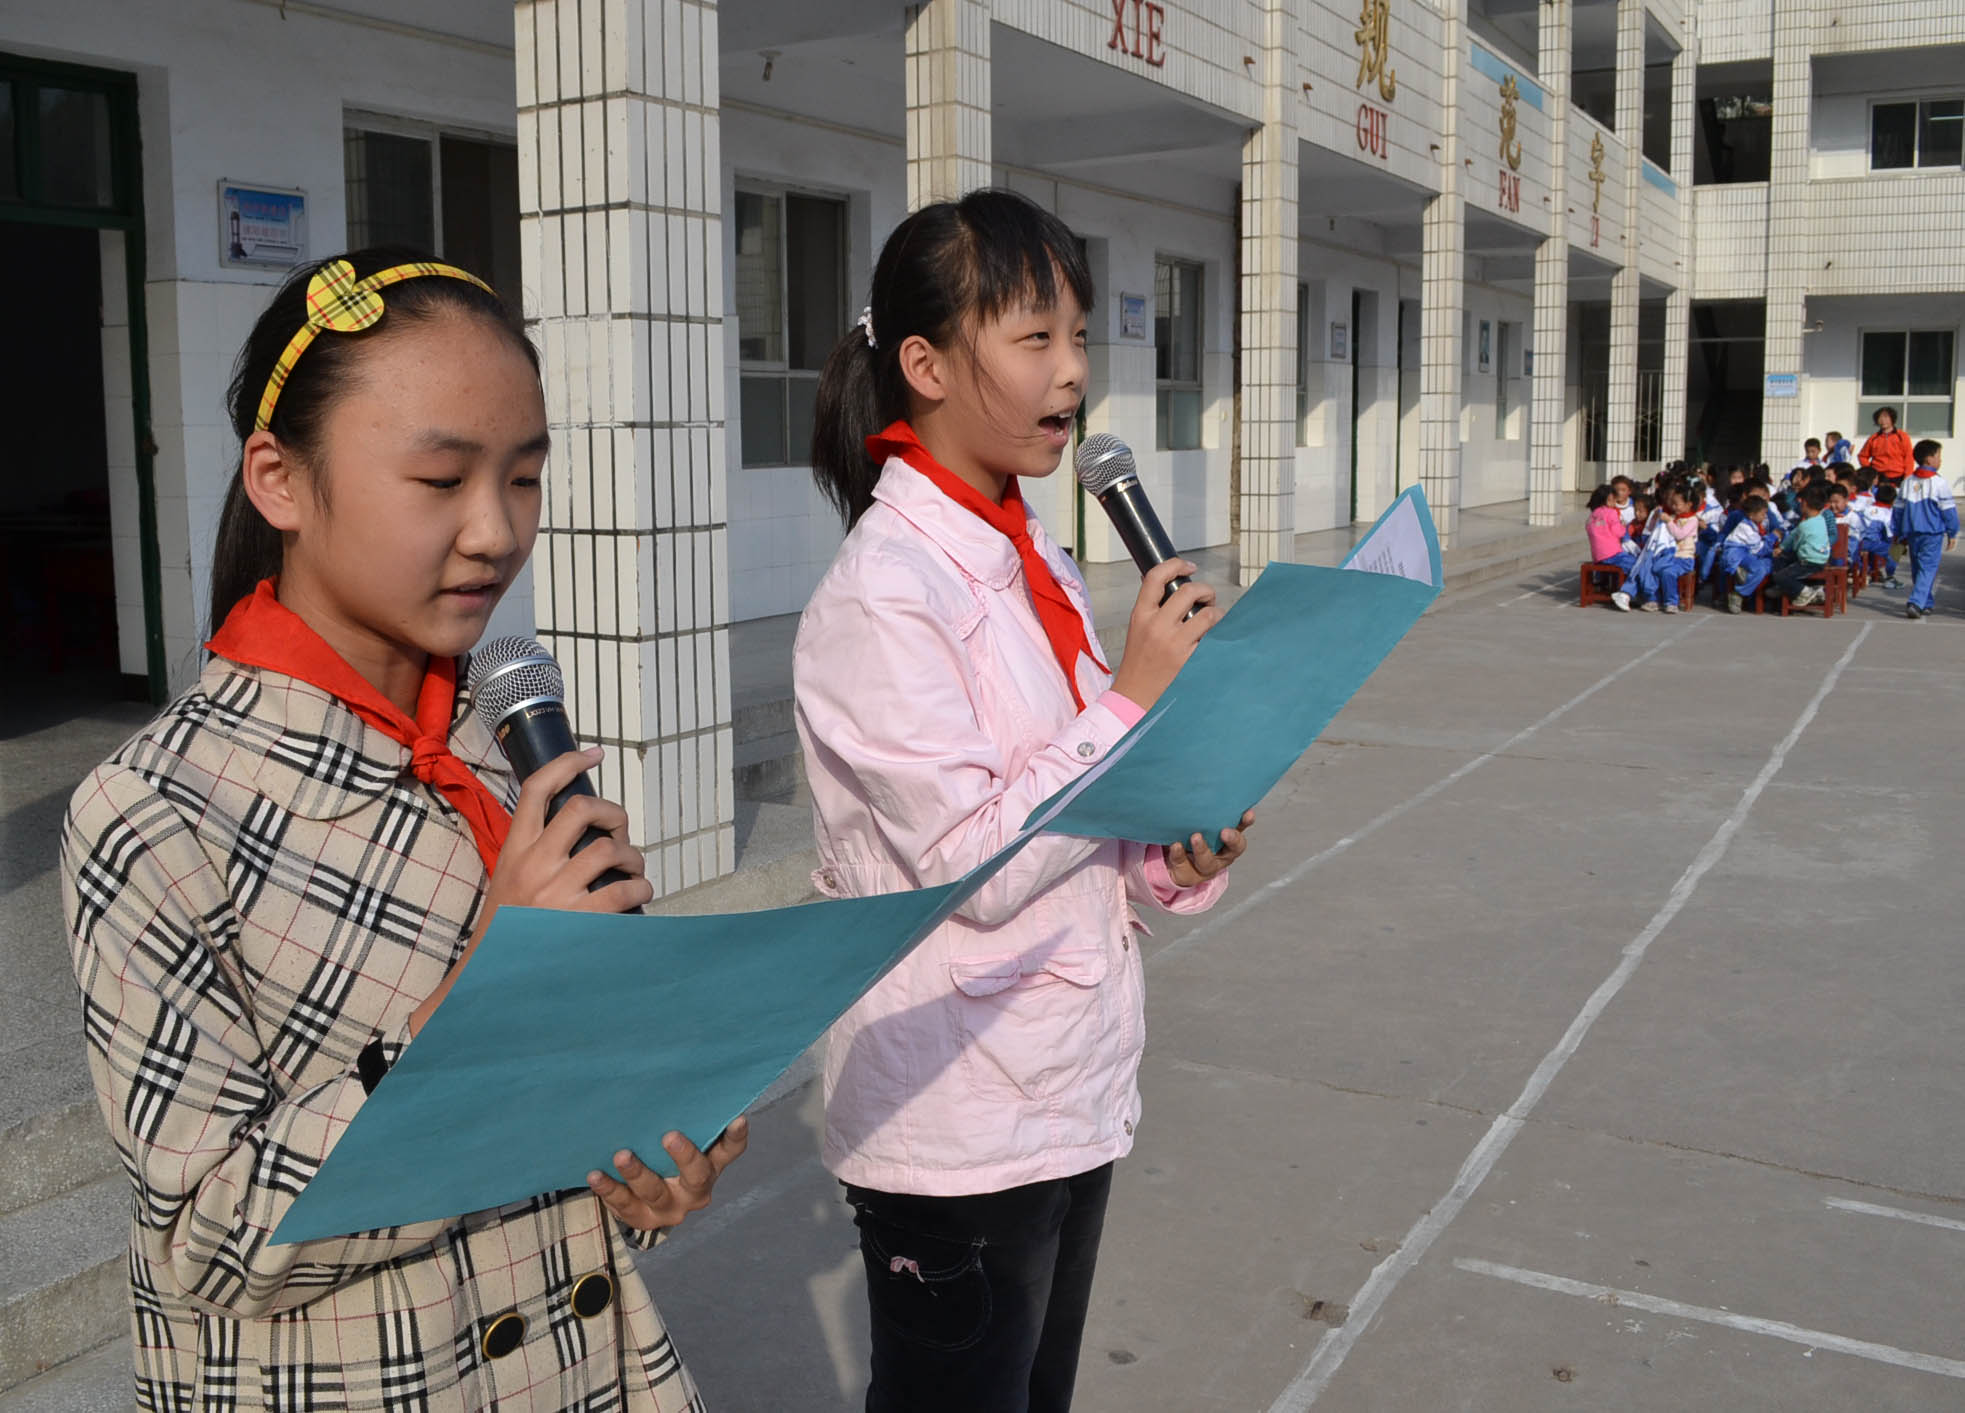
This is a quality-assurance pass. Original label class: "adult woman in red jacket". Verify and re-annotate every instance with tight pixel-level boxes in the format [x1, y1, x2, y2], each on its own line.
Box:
[1859, 405, 1916, 483]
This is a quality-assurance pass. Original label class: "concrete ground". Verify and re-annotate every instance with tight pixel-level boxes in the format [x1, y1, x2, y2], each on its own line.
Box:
[9, 540, 1964, 1411]
[641, 558, 1965, 1412]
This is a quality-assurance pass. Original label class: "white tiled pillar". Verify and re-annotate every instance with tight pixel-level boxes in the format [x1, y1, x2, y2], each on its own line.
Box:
[1759, 0, 1810, 466]
[1419, 0, 1466, 546]
[1529, 0, 1572, 525]
[1658, 42, 1695, 464]
[516, 0, 735, 896]
[1603, 0, 1644, 482]
[1236, 0, 1299, 583]
[905, 0, 991, 210]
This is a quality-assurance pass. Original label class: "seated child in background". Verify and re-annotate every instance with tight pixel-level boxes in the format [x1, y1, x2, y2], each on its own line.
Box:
[1862, 483, 1901, 588]
[1893, 438, 1958, 620]
[1778, 464, 1813, 521]
[1721, 495, 1775, 612]
[1696, 476, 1726, 580]
[1612, 484, 1701, 613]
[1850, 468, 1877, 517]
[1587, 484, 1639, 575]
[1610, 474, 1637, 525]
[1828, 430, 1855, 465]
[1828, 483, 1858, 566]
[1769, 483, 1833, 607]
[1790, 439, 1825, 482]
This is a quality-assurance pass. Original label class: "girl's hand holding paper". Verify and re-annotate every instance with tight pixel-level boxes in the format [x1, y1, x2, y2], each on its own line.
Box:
[1166, 809, 1257, 887]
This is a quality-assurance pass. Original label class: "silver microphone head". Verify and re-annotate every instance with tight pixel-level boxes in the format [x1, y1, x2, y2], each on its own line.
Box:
[1074, 433, 1137, 496]
[469, 635, 566, 732]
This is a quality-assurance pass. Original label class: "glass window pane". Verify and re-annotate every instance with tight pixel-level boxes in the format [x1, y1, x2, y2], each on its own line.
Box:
[787, 375, 820, 466]
[785, 195, 844, 371]
[1908, 331, 1953, 397]
[1166, 387, 1202, 450]
[440, 136, 522, 303]
[734, 191, 784, 364]
[740, 375, 787, 467]
[1903, 400, 1953, 438]
[1861, 331, 1905, 397]
[39, 86, 114, 208]
[345, 130, 434, 251]
[1871, 103, 1916, 169]
[1918, 99, 1964, 169]
[1176, 264, 1202, 384]
[0, 86, 17, 202]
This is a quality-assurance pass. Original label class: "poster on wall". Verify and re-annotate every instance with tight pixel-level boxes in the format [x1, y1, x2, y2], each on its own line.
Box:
[1477, 320, 1493, 374]
[1329, 322, 1348, 360]
[219, 182, 308, 270]
[1120, 293, 1149, 341]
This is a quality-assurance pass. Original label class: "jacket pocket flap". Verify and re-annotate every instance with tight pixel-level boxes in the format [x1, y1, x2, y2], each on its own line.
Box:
[948, 957, 1023, 997]
[1033, 948, 1109, 989]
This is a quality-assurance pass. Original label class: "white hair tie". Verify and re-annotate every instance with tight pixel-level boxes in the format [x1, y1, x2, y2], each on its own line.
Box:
[857, 306, 877, 350]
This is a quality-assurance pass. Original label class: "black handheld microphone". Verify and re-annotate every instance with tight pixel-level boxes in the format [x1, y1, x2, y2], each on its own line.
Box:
[1074, 433, 1198, 613]
[469, 635, 638, 903]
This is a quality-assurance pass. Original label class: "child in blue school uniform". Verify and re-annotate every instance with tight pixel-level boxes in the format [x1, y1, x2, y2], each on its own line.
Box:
[1892, 439, 1958, 620]
[1694, 479, 1726, 581]
[1862, 483, 1901, 589]
[1720, 495, 1775, 613]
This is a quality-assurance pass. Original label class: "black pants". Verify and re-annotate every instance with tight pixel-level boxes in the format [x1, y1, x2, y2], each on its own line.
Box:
[1769, 558, 1819, 599]
[846, 1164, 1114, 1413]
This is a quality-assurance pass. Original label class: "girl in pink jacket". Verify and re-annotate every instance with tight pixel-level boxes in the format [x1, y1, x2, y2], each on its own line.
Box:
[794, 190, 1253, 1412]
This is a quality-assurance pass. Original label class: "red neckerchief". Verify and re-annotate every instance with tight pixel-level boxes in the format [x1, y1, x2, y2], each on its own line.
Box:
[207, 579, 510, 875]
[867, 420, 1109, 710]
[1911, 467, 1941, 479]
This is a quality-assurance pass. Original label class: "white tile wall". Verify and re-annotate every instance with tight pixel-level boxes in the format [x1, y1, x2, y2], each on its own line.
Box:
[520, 0, 734, 895]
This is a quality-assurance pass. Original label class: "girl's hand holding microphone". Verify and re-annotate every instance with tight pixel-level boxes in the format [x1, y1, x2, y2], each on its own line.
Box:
[1110, 558, 1218, 710]
[407, 746, 748, 1231]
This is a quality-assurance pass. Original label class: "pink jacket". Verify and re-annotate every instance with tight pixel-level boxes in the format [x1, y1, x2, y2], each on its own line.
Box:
[793, 458, 1228, 1196]
[1586, 506, 1626, 561]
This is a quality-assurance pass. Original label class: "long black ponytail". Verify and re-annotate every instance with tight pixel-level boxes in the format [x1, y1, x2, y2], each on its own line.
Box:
[206, 246, 536, 638]
[809, 189, 1094, 527]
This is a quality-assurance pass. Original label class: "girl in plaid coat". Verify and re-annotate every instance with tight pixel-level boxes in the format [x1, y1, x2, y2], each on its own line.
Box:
[61, 250, 744, 1412]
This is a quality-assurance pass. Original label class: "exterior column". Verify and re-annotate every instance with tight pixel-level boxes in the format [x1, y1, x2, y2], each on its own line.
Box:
[1419, 0, 1466, 546]
[1528, 0, 1572, 525]
[1603, 0, 1645, 481]
[1658, 40, 1695, 464]
[516, 0, 734, 897]
[905, 0, 991, 209]
[1236, 0, 1300, 583]
[1759, 0, 1811, 465]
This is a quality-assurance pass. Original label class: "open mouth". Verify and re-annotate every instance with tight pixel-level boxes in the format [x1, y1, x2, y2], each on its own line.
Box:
[1039, 412, 1074, 438]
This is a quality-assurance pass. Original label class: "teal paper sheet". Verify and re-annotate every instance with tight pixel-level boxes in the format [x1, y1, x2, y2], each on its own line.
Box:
[272, 487, 1442, 1245]
[1030, 482, 1443, 847]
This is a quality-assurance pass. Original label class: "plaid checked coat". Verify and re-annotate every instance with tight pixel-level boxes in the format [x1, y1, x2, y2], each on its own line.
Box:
[61, 656, 705, 1412]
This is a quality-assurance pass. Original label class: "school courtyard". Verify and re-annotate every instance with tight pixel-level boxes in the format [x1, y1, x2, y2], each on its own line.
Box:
[5, 549, 1963, 1411]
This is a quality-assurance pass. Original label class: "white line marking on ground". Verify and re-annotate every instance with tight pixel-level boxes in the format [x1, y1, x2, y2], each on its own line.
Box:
[1825, 1196, 1965, 1235]
[1453, 1258, 1965, 1381]
[1151, 620, 1705, 969]
[1497, 576, 1571, 606]
[1264, 623, 1874, 1411]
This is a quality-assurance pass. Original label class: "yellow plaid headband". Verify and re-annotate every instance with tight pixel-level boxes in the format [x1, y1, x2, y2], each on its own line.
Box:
[255, 258, 496, 432]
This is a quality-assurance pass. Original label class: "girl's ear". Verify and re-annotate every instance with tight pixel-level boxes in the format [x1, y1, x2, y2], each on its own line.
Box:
[896, 332, 948, 409]
[240, 430, 307, 534]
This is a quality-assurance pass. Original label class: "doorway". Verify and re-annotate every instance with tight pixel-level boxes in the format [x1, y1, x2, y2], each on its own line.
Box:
[0, 53, 158, 723]
[1347, 289, 1381, 521]
[0, 223, 117, 693]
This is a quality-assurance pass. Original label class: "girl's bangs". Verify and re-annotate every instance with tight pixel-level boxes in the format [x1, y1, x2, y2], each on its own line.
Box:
[966, 205, 1094, 321]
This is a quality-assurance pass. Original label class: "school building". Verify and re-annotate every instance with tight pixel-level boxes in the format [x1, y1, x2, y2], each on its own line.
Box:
[2, 0, 1961, 899]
